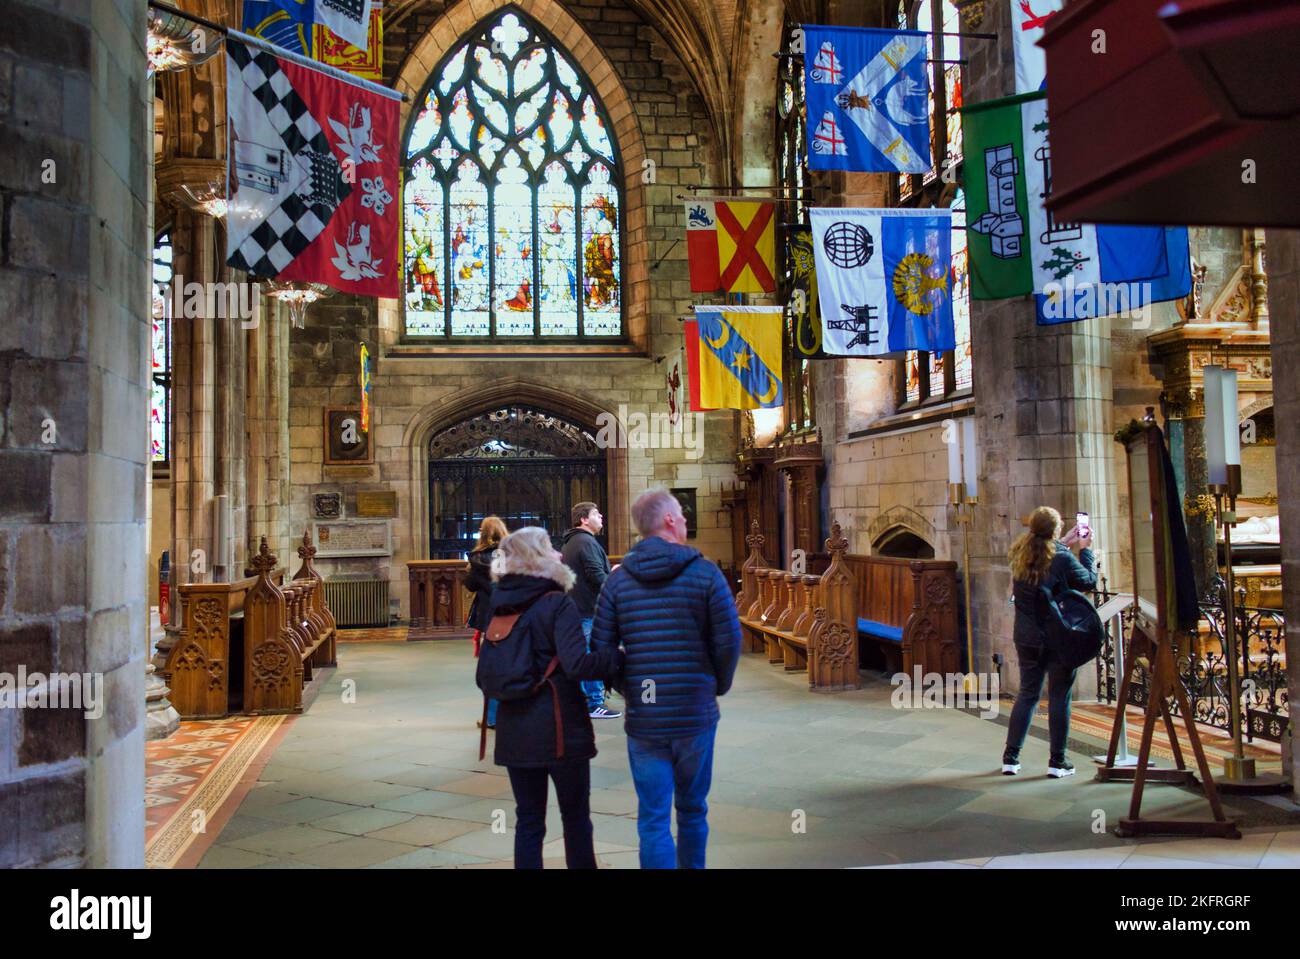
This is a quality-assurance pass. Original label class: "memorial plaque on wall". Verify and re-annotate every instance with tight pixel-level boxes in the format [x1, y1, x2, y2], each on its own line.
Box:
[355, 490, 398, 517]
[312, 491, 344, 519]
[312, 520, 392, 557]
[323, 408, 373, 465]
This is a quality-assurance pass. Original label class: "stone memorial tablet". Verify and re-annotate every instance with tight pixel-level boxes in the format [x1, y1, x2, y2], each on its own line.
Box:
[312, 520, 391, 557]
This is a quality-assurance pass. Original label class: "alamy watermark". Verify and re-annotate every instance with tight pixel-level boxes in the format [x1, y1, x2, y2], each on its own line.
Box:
[890, 666, 1000, 719]
[1039, 276, 1154, 328]
[0, 667, 104, 719]
[594, 404, 704, 460]
[156, 274, 260, 328]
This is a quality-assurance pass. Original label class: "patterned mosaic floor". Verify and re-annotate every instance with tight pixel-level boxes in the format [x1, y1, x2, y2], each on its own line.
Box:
[145, 715, 289, 868]
[1055, 702, 1282, 768]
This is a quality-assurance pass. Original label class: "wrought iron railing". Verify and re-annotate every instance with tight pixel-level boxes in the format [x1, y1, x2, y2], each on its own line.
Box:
[1092, 574, 1289, 744]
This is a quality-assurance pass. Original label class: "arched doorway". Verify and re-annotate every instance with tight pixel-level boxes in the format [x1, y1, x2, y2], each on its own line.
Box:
[874, 527, 936, 559]
[427, 405, 608, 557]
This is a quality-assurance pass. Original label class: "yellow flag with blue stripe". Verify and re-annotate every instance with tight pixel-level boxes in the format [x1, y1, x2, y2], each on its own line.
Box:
[692, 306, 784, 410]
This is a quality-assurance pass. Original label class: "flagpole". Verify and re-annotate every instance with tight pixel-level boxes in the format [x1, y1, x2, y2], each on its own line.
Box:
[147, 0, 410, 103]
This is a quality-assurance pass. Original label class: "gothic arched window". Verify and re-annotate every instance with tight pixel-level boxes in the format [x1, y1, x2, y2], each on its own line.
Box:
[151, 231, 173, 466]
[403, 9, 623, 340]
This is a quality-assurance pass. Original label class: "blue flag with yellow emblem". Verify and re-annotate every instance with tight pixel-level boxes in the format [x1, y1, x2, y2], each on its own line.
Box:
[243, 0, 316, 57]
[809, 207, 954, 356]
[691, 306, 784, 410]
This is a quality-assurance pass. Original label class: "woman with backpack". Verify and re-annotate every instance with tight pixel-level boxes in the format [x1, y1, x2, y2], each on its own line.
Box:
[466, 516, 508, 729]
[1002, 506, 1097, 779]
[477, 526, 624, 869]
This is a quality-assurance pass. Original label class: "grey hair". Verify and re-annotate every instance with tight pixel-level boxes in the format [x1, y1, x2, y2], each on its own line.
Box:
[490, 526, 576, 590]
[631, 488, 679, 537]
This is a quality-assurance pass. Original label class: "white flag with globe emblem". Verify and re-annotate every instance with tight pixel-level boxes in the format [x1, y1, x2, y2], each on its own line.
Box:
[809, 207, 955, 357]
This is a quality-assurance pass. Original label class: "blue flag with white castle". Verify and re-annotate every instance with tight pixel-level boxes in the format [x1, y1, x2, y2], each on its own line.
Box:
[802, 25, 931, 173]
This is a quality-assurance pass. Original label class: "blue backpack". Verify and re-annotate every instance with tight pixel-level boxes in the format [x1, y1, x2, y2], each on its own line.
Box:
[1039, 584, 1104, 670]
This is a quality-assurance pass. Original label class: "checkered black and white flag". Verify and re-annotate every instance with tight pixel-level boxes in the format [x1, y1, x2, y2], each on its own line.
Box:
[225, 32, 399, 296]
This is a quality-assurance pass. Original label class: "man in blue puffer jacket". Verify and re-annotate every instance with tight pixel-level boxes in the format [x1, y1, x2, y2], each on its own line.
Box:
[591, 488, 741, 869]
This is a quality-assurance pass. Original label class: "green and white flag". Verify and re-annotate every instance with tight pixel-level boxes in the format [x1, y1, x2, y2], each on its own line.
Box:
[961, 90, 1097, 301]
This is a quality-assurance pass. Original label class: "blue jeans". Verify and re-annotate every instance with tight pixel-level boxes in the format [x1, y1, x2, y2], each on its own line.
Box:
[579, 618, 605, 711]
[1004, 642, 1078, 763]
[626, 725, 717, 869]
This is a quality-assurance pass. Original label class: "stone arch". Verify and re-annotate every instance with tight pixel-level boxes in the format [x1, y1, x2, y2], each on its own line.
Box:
[403, 379, 631, 558]
[392, 0, 651, 346]
[866, 506, 937, 555]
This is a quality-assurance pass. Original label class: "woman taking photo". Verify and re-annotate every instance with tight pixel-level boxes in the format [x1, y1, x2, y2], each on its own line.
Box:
[479, 527, 623, 869]
[1002, 506, 1097, 778]
[466, 516, 507, 728]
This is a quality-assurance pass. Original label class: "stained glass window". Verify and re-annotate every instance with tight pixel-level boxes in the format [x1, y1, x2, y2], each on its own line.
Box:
[897, 1, 973, 408]
[403, 10, 622, 339]
[151, 232, 172, 465]
[777, 21, 814, 433]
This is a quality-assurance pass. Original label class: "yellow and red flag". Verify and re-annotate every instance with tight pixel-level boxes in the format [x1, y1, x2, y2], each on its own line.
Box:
[684, 199, 776, 294]
[682, 320, 714, 413]
[314, 3, 383, 80]
[359, 342, 372, 432]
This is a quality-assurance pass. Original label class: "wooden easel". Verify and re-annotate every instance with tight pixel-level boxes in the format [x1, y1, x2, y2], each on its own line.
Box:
[1097, 414, 1240, 839]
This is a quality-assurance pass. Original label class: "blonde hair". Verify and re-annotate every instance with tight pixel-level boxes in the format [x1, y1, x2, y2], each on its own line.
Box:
[1008, 506, 1061, 585]
[473, 515, 507, 552]
[490, 527, 576, 590]
[631, 488, 679, 537]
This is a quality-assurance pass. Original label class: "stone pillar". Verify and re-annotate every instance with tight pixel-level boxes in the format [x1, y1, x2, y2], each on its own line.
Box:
[1264, 228, 1299, 791]
[0, 0, 151, 866]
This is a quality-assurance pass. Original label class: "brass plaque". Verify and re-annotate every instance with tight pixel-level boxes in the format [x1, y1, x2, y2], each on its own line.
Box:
[355, 490, 398, 517]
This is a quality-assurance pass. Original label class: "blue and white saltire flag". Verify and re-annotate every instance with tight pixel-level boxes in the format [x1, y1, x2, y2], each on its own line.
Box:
[809, 207, 955, 356]
[802, 25, 931, 173]
[1035, 225, 1192, 325]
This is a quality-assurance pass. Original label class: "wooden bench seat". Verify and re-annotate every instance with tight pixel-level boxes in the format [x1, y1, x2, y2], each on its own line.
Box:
[845, 554, 961, 676]
[165, 530, 338, 718]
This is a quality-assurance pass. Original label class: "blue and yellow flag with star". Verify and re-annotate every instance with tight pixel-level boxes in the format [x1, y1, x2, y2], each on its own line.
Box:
[691, 306, 784, 410]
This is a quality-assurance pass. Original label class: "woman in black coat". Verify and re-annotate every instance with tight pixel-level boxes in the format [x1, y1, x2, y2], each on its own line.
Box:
[466, 516, 507, 727]
[1002, 506, 1098, 778]
[479, 527, 623, 869]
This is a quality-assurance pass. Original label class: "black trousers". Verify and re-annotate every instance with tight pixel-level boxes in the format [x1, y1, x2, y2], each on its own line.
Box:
[506, 761, 596, 869]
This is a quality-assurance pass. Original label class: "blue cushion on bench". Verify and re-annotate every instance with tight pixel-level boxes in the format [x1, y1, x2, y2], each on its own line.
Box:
[857, 618, 903, 643]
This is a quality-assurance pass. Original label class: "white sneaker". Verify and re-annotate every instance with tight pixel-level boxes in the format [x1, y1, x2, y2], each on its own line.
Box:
[589, 705, 622, 719]
[1001, 762, 1021, 775]
[1047, 760, 1076, 778]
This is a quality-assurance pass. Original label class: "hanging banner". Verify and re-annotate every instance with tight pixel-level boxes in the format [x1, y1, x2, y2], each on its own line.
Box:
[802, 24, 931, 173]
[962, 91, 1191, 323]
[225, 32, 400, 297]
[691, 306, 784, 410]
[682, 320, 714, 413]
[808, 207, 954, 356]
[359, 342, 371, 432]
[315, 2, 383, 79]
[684, 199, 777, 294]
[242, 0, 315, 57]
[1011, 0, 1064, 94]
[316, 0, 374, 51]
[787, 228, 826, 359]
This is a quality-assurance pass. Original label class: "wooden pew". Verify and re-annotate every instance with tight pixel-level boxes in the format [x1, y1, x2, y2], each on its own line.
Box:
[736, 524, 861, 690]
[293, 528, 337, 667]
[845, 554, 961, 676]
[167, 574, 266, 719]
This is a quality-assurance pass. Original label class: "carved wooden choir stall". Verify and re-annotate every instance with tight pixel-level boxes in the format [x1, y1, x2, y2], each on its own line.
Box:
[407, 559, 473, 640]
[165, 530, 338, 718]
[737, 521, 961, 689]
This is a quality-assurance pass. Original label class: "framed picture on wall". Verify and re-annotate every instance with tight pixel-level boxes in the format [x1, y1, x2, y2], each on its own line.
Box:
[312, 491, 344, 519]
[670, 487, 698, 539]
[323, 408, 373, 465]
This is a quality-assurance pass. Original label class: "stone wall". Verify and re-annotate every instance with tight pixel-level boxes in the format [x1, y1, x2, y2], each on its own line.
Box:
[0, 0, 150, 867]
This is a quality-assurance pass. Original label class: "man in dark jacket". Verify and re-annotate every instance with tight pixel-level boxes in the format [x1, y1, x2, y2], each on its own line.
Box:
[561, 502, 622, 720]
[591, 488, 741, 869]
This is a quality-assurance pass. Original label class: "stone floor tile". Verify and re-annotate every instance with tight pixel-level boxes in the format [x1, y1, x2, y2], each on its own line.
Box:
[312, 807, 416, 836]
[364, 815, 483, 846]
[288, 836, 422, 868]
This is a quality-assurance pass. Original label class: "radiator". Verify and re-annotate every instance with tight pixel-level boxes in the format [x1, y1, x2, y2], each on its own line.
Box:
[324, 577, 390, 628]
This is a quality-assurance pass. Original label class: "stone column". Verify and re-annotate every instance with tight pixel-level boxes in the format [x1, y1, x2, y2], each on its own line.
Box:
[1264, 228, 1299, 791]
[0, 0, 151, 866]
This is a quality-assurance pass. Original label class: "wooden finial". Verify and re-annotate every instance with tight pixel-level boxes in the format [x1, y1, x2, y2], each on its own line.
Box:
[825, 522, 848, 556]
[251, 536, 277, 575]
[745, 519, 764, 549]
[298, 527, 316, 561]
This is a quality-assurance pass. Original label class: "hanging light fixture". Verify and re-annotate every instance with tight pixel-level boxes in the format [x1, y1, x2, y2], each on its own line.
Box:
[147, 10, 223, 77]
[177, 180, 228, 220]
[262, 281, 335, 329]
